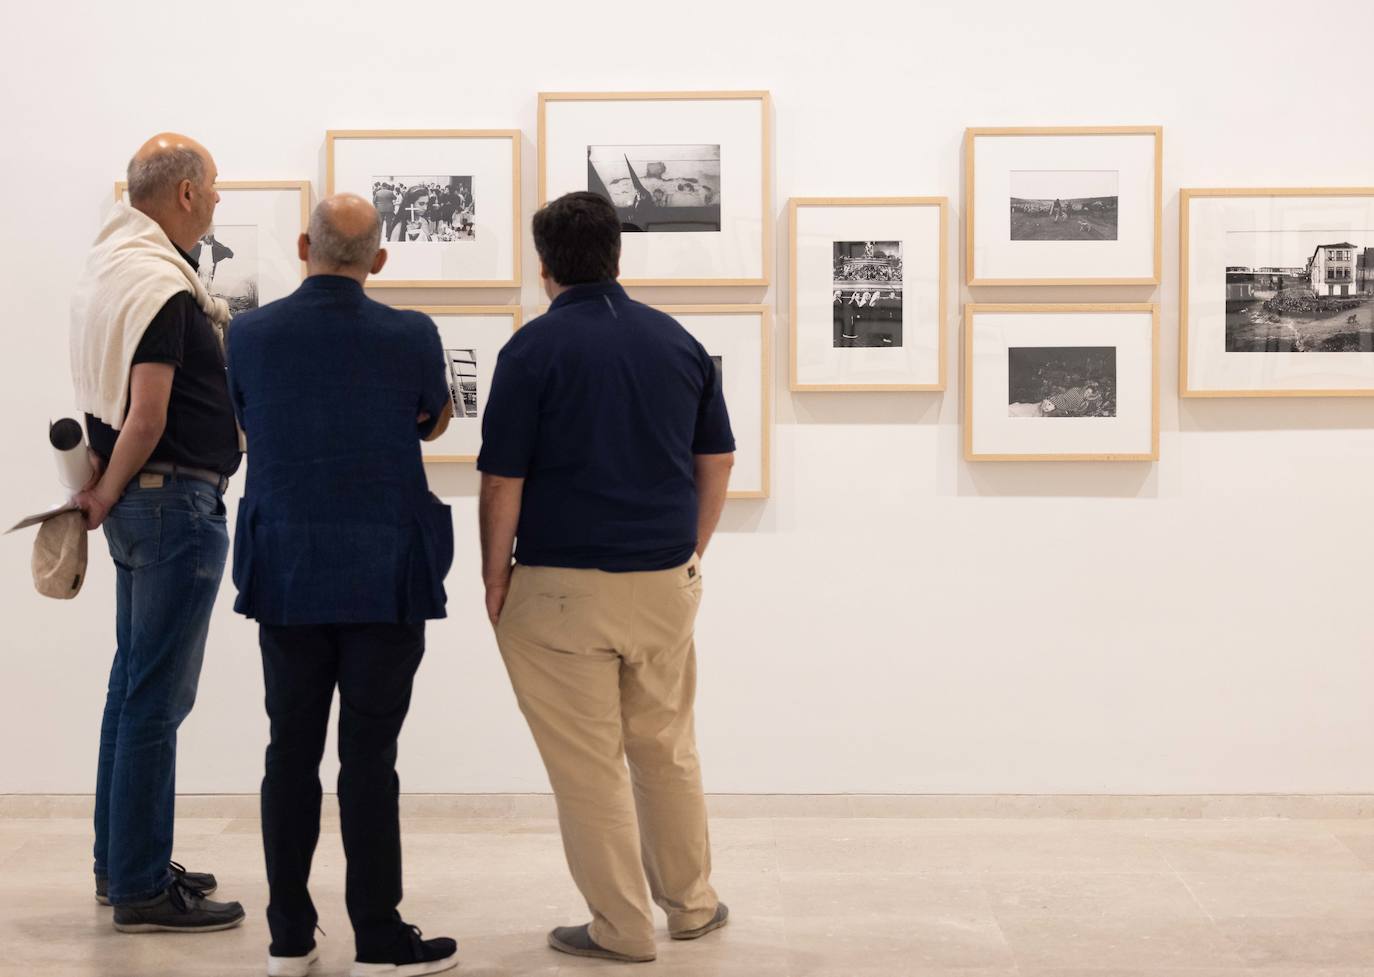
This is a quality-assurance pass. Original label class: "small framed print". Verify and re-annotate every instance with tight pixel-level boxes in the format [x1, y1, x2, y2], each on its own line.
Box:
[658, 305, 771, 498]
[789, 196, 947, 391]
[115, 180, 309, 321]
[539, 91, 772, 286]
[402, 306, 520, 463]
[326, 129, 521, 288]
[965, 126, 1162, 286]
[1181, 187, 1374, 397]
[964, 303, 1159, 462]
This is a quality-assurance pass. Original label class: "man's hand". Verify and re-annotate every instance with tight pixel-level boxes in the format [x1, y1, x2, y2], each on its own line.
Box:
[484, 572, 511, 629]
[73, 486, 117, 531]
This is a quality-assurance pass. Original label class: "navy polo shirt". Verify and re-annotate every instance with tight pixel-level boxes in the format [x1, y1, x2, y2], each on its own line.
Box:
[477, 280, 734, 572]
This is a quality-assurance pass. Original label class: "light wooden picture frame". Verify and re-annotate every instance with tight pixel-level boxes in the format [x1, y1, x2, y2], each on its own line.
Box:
[1180, 186, 1374, 398]
[964, 303, 1160, 462]
[402, 306, 521, 463]
[326, 129, 521, 289]
[656, 305, 772, 498]
[115, 179, 311, 316]
[788, 196, 947, 391]
[964, 126, 1163, 287]
[539, 91, 772, 287]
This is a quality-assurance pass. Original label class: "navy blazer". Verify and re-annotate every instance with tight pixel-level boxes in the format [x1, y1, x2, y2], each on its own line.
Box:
[226, 275, 454, 626]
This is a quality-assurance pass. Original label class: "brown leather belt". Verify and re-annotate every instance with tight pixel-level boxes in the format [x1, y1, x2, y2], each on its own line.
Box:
[140, 462, 229, 493]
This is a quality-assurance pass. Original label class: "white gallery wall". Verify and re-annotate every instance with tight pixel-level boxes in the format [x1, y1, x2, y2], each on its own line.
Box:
[2, 0, 1373, 796]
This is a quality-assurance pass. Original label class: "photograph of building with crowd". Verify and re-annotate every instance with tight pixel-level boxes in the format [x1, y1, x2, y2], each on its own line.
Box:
[1009, 170, 1119, 241]
[832, 241, 903, 348]
[1225, 233, 1374, 352]
[372, 176, 475, 243]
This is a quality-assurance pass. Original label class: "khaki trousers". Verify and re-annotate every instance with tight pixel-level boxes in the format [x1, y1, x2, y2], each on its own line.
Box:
[496, 555, 718, 957]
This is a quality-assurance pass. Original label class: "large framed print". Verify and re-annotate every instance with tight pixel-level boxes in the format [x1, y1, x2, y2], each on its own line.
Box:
[326, 130, 520, 288]
[789, 197, 946, 391]
[1181, 187, 1374, 397]
[659, 306, 771, 498]
[114, 180, 309, 321]
[965, 304, 1159, 462]
[539, 92, 771, 286]
[965, 127, 1162, 286]
[403, 306, 520, 463]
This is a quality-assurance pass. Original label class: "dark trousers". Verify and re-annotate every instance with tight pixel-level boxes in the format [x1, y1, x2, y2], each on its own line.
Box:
[259, 622, 425, 958]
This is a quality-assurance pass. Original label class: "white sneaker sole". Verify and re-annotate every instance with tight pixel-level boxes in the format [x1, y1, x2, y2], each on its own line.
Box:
[349, 953, 458, 977]
[268, 946, 320, 976]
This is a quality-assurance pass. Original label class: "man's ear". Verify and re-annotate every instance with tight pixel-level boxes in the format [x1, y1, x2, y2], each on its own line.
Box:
[297, 233, 310, 263]
[178, 179, 196, 214]
[371, 248, 388, 275]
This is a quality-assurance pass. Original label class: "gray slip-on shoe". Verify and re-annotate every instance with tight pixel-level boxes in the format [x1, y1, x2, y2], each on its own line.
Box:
[547, 924, 656, 963]
[671, 902, 729, 941]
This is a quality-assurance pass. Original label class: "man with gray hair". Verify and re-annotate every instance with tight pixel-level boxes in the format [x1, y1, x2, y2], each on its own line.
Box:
[227, 194, 459, 977]
[70, 132, 246, 933]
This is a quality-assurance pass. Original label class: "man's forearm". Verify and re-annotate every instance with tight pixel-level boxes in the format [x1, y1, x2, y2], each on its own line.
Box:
[693, 452, 733, 557]
[98, 415, 166, 500]
[479, 473, 524, 583]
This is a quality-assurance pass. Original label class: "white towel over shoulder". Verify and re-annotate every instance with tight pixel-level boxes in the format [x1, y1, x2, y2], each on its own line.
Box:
[70, 202, 230, 430]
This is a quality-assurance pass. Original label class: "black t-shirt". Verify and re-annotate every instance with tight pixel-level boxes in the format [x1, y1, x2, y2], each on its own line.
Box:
[476, 280, 735, 572]
[85, 256, 242, 476]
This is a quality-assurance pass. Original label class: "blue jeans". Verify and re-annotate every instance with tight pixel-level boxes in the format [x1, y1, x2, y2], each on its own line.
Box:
[92, 475, 229, 904]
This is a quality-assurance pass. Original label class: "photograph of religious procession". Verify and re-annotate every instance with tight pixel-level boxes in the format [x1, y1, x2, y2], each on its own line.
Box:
[1009, 170, 1119, 241]
[587, 144, 721, 232]
[1224, 231, 1374, 352]
[832, 241, 903, 348]
[372, 176, 475, 243]
[445, 348, 478, 418]
[190, 224, 257, 320]
[1008, 346, 1117, 418]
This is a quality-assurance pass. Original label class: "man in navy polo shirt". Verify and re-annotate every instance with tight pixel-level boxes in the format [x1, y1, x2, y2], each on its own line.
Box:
[478, 191, 735, 964]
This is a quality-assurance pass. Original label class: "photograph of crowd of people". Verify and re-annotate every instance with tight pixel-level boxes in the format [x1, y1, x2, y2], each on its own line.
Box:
[189, 224, 258, 319]
[832, 241, 903, 348]
[587, 144, 721, 232]
[372, 176, 475, 243]
[1009, 170, 1119, 241]
[1007, 345, 1117, 418]
[445, 348, 478, 419]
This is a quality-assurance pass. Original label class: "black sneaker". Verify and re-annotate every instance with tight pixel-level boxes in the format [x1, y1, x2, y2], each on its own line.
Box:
[547, 923, 656, 963]
[112, 879, 245, 933]
[96, 861, 218, 906]
[351, 924, 457, 976]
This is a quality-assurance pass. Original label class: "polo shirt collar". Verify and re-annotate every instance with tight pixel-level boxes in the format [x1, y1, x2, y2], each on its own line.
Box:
[549, 280, 626, 311]
[175, 242, 198, 271]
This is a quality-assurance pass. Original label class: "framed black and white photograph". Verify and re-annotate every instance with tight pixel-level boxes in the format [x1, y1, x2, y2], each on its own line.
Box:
[659, 306, 770, 497]
[114, 180, 309, 321]
[965, 127, 1161, 286]
[327, 130, 520, 288]
[540, 92, 771, 286]
[1181, 187, 1374, 397]
[789, 197, 946, 391]
[403, 306, 520, 463]
[965, 304, 1158, 461]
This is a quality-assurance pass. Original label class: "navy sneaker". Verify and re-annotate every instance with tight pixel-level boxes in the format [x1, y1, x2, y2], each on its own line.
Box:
[351, 924, 457, 976]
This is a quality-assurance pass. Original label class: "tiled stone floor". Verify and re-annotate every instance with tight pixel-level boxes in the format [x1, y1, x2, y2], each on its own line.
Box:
[2, 814, 1373, 976]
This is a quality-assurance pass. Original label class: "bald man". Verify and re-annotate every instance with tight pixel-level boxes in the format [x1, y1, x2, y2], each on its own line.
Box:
[69, 133, 246, 933]
[227, 195, 458, 977]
